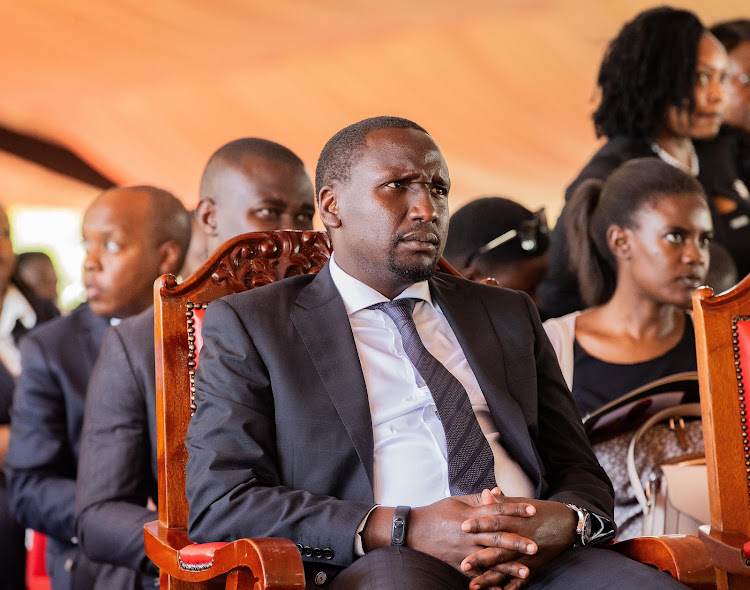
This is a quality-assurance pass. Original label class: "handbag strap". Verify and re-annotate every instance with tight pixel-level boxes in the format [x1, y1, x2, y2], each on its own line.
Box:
[626, 402, 702, 512]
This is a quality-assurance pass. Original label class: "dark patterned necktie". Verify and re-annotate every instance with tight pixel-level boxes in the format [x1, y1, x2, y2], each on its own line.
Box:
[370, 298, 496, 495]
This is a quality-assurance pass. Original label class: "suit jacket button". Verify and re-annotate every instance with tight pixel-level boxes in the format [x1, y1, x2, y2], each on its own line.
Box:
[314, 571, 327, 585]
[313, 547, 323, 558]
[64, 558, 74, 572]
[323, 548, 334, 560]
[296, 543, 304, 554]
[303, 545, 313, 557]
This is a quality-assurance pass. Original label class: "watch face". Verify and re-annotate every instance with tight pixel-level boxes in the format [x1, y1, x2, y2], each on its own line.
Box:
[583, 512, 592, 542]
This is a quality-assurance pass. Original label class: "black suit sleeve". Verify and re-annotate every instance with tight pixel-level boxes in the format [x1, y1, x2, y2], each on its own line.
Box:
[75, 327, 158, 576]
[519, 290, 614, 520]
[5, 334, 77, 541]
[185, 299, 373, 569]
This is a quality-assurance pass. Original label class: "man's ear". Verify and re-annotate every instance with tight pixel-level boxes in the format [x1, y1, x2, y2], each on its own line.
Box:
[607, 225, 631, 260]
[318, 186, 341, 228]
[195, 199, 218, 237]
[158, 240, 183, 276]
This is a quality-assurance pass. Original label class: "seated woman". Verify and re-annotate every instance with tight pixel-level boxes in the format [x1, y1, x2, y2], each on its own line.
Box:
[537, 6, 750, 318]
[543, 158, 712, 539]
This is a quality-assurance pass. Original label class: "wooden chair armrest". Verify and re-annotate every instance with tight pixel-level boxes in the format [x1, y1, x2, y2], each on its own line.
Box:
[699, 525, 750, 576]
[608, 535, 716, 590]
[144, 520, 305, 589]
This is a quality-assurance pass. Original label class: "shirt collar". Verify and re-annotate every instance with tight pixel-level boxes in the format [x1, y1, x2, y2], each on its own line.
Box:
[328, 254, 433, 316]
[0, 284, 37, 337]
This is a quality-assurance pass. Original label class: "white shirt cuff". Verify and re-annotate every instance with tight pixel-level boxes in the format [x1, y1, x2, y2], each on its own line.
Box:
[354, 505, 380, 556]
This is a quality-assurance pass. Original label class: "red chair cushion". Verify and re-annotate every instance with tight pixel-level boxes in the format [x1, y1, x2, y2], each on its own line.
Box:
[178, 542, 228, 565]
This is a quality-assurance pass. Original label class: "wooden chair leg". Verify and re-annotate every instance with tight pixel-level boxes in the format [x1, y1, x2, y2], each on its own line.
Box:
[225, 569, 257, 590]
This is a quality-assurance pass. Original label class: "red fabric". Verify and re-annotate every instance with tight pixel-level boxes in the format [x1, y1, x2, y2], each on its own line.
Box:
[744, 540, 750, 559]
[26, 531, 51, 590]
[737, 320, 750, 386]
[178, 542, 228, 565]
[193, 308, 205, 368]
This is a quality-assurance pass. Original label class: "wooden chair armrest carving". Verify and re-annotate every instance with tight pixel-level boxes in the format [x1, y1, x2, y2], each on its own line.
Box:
[698, 526, 750, 577]
[144, 521, 304, 589]
[609, 536, 716, 589]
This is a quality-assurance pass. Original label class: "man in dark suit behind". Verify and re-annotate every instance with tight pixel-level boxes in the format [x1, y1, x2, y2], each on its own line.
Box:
[74, 138, 316, 588]
[185, 117, 689, 589]
[4, 186, 191, 590]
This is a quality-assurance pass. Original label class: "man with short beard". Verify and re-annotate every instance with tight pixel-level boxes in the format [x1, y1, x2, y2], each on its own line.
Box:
[185, 117, 687, 589]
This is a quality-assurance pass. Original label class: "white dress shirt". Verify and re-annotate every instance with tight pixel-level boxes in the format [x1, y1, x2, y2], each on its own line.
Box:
[329, 255, 534, 510]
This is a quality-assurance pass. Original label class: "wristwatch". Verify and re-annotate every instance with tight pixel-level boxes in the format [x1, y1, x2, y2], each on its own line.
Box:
[564, 503, 616, 547]
[391, 505, 410, 546]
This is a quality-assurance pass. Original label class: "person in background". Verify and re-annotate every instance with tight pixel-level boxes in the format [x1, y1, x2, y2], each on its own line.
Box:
[705, 242, 738, 294]
[0, 204, 59, 590]
[5, 187, 191, 590]
[75, 137, 316, 589]
[711, 19, 750, 211]
[442, 197, 549, 305]
[537, 6, 750, 318]
[543, 158, 712, 540]
[178, 212, 208, 280]
[16, 251, 59, 306]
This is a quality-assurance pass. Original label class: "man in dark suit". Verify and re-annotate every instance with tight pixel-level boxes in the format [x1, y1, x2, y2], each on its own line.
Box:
[4, 186, 191, 590]
[75, 138, 315, 588]
[185, 117, 688, 590]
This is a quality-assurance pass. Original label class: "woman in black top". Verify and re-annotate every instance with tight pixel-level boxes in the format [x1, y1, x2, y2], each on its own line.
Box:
[543, 158, 712, 539]
[538, 7, 750, 318]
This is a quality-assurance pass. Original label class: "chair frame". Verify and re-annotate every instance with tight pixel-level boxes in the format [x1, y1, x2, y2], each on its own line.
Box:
[693, 277, 750, 589]
[145, 231, 332, 589]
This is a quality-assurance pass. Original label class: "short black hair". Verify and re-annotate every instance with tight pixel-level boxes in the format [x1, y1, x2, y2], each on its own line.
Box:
[315, 116, 428, 199]
[200, 138, 306, 201]
[17, 251, 53, 268]
[593, 6, 705, 141]
[711, 19, 750, 53]
[443, 197, 548, 270]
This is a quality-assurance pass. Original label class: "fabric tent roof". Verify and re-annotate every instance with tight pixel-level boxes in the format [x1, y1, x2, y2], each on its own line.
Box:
[1, 0, 747, 218]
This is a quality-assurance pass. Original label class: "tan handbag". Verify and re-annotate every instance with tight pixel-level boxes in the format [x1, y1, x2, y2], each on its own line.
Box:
[627, 403, 709, 536]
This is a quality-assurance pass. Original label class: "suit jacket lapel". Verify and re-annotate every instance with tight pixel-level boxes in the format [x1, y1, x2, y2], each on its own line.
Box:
[78, 304, 110, 371]
[291, 265, 375, 489]
[430, 276, 541, 488]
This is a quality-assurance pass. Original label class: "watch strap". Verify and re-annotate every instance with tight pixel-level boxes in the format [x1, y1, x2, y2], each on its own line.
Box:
[391, 505, 410, 546]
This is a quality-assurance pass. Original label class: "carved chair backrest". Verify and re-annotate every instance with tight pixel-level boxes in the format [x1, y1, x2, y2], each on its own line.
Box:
[154, 231, 332, 531]
[693, 276, 750, 580]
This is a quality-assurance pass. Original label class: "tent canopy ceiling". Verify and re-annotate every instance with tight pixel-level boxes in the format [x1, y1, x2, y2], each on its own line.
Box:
[1, 0, 746, 216]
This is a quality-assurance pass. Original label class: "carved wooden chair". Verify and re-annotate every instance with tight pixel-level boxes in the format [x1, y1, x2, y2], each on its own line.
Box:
[693, 276, 750, 589]
[143, 229, 715, 589]
[144, 231, 331, 589]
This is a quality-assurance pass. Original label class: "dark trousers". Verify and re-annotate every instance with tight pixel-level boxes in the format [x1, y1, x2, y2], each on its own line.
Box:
[327, 545, 689, 590]
[0, 483, 26, 590]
